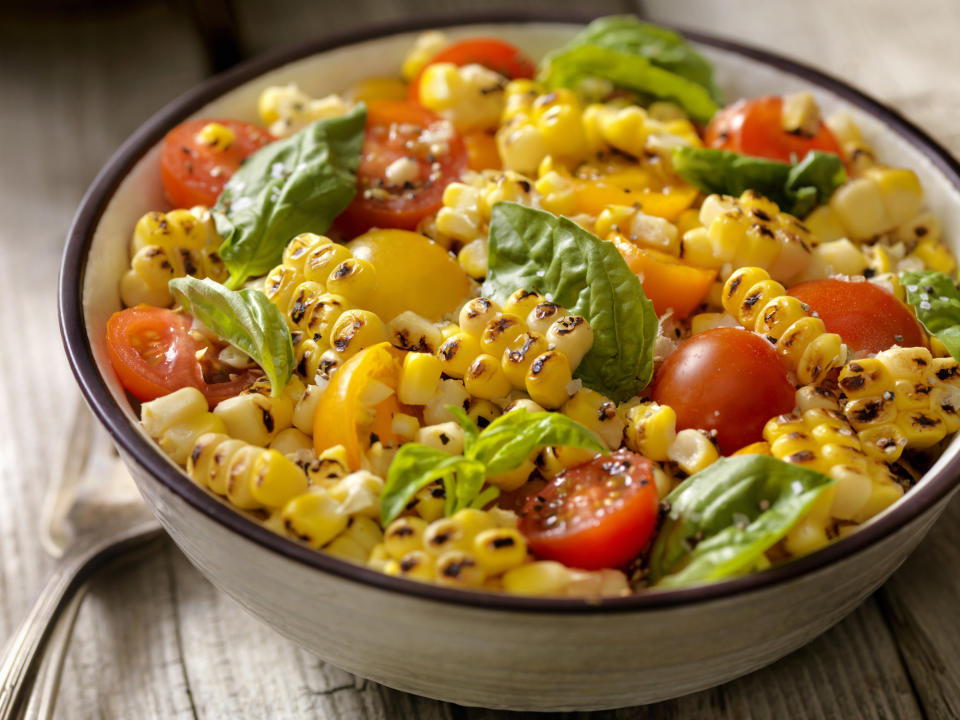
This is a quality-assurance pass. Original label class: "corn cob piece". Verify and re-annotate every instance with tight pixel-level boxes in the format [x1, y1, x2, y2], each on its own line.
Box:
[722, 266, 847, 385]
[623, 401, 719, 477]
[121, 206, 227, 308]
[763, 406, 902, 554]
[837, 348, 960, 462]
[681, 191, 814, 284]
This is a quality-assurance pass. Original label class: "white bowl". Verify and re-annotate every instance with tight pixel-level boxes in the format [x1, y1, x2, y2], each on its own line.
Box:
[59, 15, 960, 711]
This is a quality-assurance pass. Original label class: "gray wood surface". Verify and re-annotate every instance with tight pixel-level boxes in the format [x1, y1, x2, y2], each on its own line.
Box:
[1, 0, 958, 717]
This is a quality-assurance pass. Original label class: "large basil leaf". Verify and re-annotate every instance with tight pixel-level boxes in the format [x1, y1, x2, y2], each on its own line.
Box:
[649, 455, 835, 588]
[556, 15, 723, 104]
[380, 407, 606, 525]
[484, 202, 657, 401]
[538, 44, 718, 124]
[214, 105, 366, 288]
[671, 147, 845, 217]
[901, 270, 960, 361]
[169, 276, 294, 396]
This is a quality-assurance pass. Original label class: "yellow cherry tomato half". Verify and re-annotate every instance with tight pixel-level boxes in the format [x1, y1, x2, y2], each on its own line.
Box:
[313, 342, 403, 470]
[347, 229, 472, 322]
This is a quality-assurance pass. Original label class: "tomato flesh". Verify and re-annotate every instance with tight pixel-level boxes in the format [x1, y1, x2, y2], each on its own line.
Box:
[336, 101, 467, 237]
[705, 96, 842, 164]
[652, 328, 795, 455]
[788, 278, 927, 355]
[518, 450, 658, 570]
[107, 306, 255, 407]
[408, 37, 535, 101]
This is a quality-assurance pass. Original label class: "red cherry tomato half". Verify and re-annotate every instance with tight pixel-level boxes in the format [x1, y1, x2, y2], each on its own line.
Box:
[518, 449, 659, 570]
[704, 96, 842, 164]
[788, 278, 927, 356]
[160, 119, 272, 209]
[336, 101, 468, 236]
[408, 37, 536, 101]
[653, 328, 795, 455]
[106, 306, 254, 407]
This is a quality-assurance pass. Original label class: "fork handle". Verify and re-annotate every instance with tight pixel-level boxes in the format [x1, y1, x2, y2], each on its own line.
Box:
[0, 523, 162, 720]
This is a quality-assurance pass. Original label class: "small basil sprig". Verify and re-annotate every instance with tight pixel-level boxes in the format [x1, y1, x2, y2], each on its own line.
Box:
[901, 270, 960, 361]
[169, 276, 294, 396]
[380, 407, 607, 526]
[671, 147, 846, 217]
[214, 105, 366, 288]
[483, 202, 657, 402]
[648, 455, 835, 588]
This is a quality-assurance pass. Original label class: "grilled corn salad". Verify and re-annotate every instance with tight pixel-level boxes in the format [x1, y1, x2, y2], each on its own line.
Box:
[106, 17, 960, 596]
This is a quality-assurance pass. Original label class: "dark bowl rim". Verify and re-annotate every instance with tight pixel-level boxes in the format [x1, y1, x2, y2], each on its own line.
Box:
[60, 9, 960, 613]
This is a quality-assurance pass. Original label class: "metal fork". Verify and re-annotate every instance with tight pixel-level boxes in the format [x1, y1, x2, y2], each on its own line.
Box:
[0, 398, 164, 720]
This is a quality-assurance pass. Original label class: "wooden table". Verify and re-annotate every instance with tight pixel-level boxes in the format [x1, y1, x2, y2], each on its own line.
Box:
[2, 0, 959, 717]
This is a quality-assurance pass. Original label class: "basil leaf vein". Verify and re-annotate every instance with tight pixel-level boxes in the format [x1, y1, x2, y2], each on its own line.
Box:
[484, 202, 657, 402]
[214, 105, 366, 288]
[169, 276, 294, 396]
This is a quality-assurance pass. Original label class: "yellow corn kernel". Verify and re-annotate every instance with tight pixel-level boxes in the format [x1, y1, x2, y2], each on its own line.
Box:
[538, 445, 596, 479]
[187, 432, 230, 488]
[851, 477, 903, 525]
[625, 402, 677, 462]
[437, 331, 481, 380]
[303, 242, 353, 285]
[419, 62, 506, 132]
[194, 121, 236, 150]
[281, 488, 350, 548]
[864, 166, 924, 228]
[325, 258, 377, 305]
[546, 315, 594, 371]
[733, 441, 772, 456]
[784, 489, 834, 556]
[464, 353, 513, 400]
[525, 351, 573, 409]
[526, 301, 564, 335]
[387, 311, 442, 353]
[562, 388, 623, 450]
[263, 263, 301, 313]
[466, 398, 501, 428]
[412, 483, 447, 522]
[225, 446, 264, 510]
[391, 412, 420, 442]
[329, 309, 388, 360]
[402, 30, 449, 80]
[487, 458, 536, 492]
[383, 516, 428, 560]
[398, 351, 442, 405]
[268, 425, 313, 456]
[458, 238, 489, 279]
[501, 331, 550, 389]
[457, 298, 498, 339]
[283, 233, 330, 272]
[803, 205, 846, 244]
[249, 448, 309, 509]
[205, 439, 246, 496]
[435, 550, 486, 587]
[912, 238, 956, 274]
[535, 170, 577, 215]
[423, 378, 470, 425]
[417, 422, 466, 456]
[667, 428, 719, 475]
[472, 527, 528, 575]
[213, 392, 293, 447]
[480, 313, 527, 358]
[141, 387, 209, 440]
[502, 561, 570, 596]
[395, 550, 437, 580]
[423, 510, 495, 556]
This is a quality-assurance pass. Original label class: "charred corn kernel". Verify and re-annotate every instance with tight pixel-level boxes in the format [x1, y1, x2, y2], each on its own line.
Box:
[325, 258, 377, 304]
[392, 550, 436, 580]
[465, 354, 512, 400]
[466, 398, 501, 428]
[546, 315, 594, 371]
[330, 309, 388, 360]
[897, 211, 942, 245]
[487, 458, 536, 492]
[502, 289, 544, 319]
[784, 488, 835, 556]
[269, 427, 313, 456]
[501, 331, 550, 389]
[199, 439, 244, 495]
[387, 311, 442, 353]
[597, 206, 681, 256]
[435, 550, 486, 587]
[297, 290, 350, 343]
[458, 297, 500, 337]
[187, 432, 230, 489]
[328, 470, 384, 518]
[384, 517, 429, 559]
[624, 402, 677, 461]
[527, 301, 564, 335]
[281, 488, 349, 548]
[503, 561, 571, 596]
[419, 62, 506, 132]
[686, 191, 813, 283]
[562, 388, 623, 450]
[410, 483, 447, 522]
[437, 331, 482, 379]
[538, 445, 596, 479]
[525, 351, 573, 409]
[723, 266, 846, 385]
[291, 384, 323, 435]
[402, 30, 449, 80]
[214, 392, 293, 447]
[417, 422, 466, 455]
[423, 378, 470, 425]
[257, 84, 350, 136]
[248, 448, 309, 508]
[141, 387, 209, 439]
[472, 528, 528, 575]
[796, 383, 842, 412]
[423, 510, 494, 556]
[303, 242, 353, 285]
[263, 263, 301, 312]
[781, 92, 821, 136]
[667, 429, 719, 475]
[224, 446, 263, 510]
[282, 233, 330, 272]
[397, 352, 442, 406]
[457, 238, 488, 279]
[155, 410, 226, 467]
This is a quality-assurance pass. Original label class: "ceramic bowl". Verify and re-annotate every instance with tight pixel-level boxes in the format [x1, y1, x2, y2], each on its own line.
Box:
[59, 14, 960, 711]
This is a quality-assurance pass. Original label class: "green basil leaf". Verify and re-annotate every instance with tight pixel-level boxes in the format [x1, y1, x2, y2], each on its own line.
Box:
[447, 404, 480, 453]
[467, 408, 607, 477]
[452, 460, 490, 515]
[484, 202, 657, 401]
[671, 147, 846, 217]
[380, 444, 476, 526]
[214, 105, 366, 288]
[558, 15, 723, 104]
[538, 44, 718, 124]
[649, 455, 835, 588]
[168, 276, 294, 396]
[901, 270, 960, 360]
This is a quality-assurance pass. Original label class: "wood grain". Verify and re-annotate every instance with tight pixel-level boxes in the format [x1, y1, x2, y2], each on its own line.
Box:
[1, 0, 959, 717]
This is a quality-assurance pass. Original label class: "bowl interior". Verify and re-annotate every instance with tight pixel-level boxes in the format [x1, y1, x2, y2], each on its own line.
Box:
[69, 19, 960, 608]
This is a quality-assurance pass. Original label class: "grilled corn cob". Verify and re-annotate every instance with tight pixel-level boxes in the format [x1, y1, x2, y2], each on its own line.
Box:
[722, 266, 847, 385]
